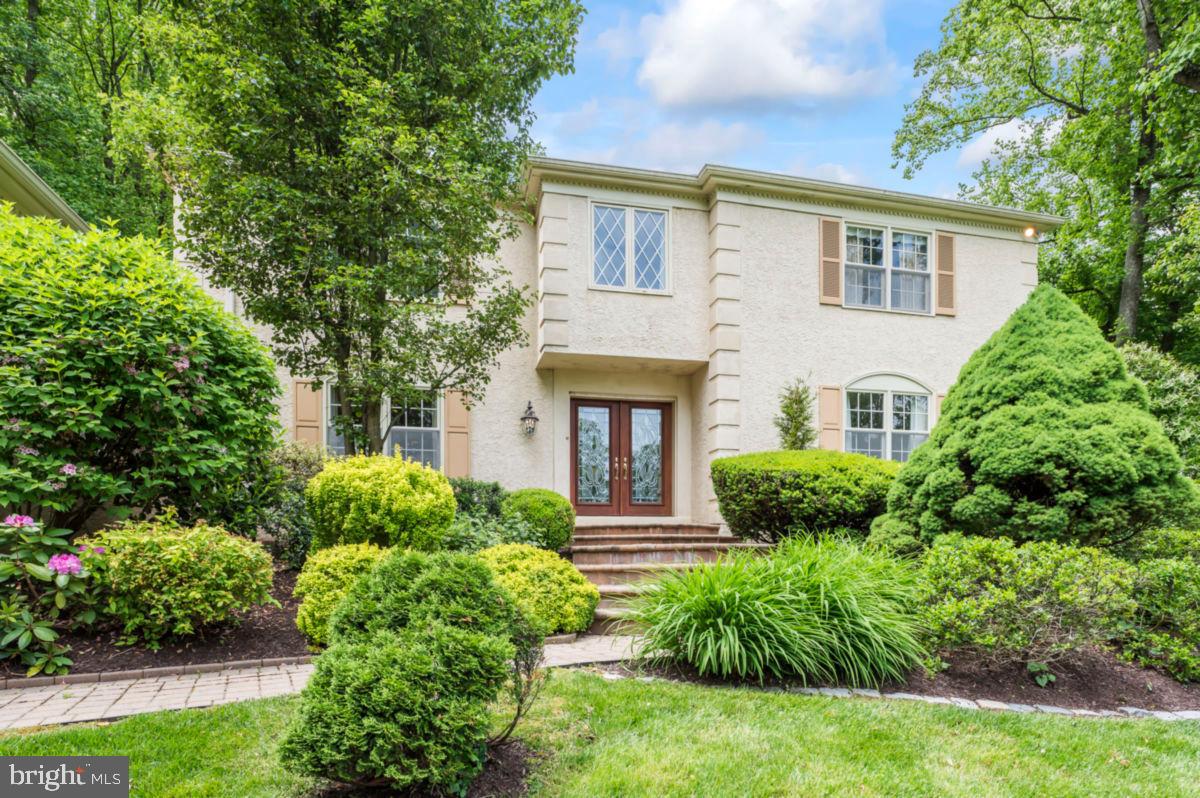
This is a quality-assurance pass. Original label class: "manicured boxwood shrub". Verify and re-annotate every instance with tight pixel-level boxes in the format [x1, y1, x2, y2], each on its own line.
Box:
[500, 488, 575, 550]
[449, 477, 508, 519]
[81, 514, 276, 647]
[305, 455, 455, 551]
[917, 535, 1136, 670]
[876, 285, 1198, 549]
[1120, 558, 1200, 682]
[279, 624, 512, 792]
[293, 543, 388, 647]
[626, 537, 924, 686]
[327, 548, 519, 645]
[478, 544, 599, 635]
[441, 512, 543, 553]
[710, 450, 900, 542]
[0, 208, 281, 531]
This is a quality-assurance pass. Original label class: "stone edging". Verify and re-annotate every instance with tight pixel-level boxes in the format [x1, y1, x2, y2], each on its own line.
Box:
[0, 655, 315, 691]
[596, 672, 1200, 721]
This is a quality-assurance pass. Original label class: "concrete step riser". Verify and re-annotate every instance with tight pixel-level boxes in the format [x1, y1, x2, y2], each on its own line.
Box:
[571, 534, 725, 545]
[575, 526, 721, 537]
[572, 548, 728, 566]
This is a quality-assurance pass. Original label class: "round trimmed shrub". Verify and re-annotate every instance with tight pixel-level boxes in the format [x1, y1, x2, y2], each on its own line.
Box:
[877, 285, 1198, 548]
[81, 515, 276, 647]
[328, 548, 519, 645]
[449, 477, 508, 519]
[500, 488, 575, 550]
[279, 624, 512, 791]
[305, 455, 455, 551]
[293, 543, 389, 647]
[626, 537, 924, 686]
[918, 535, 1136, 668]
[710, 450, 900, 542]
[478, 544, 599, 635]
[0, 209, 280, 531]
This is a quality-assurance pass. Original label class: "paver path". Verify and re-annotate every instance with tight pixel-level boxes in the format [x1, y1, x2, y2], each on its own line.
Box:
[0, 635, 637, 731]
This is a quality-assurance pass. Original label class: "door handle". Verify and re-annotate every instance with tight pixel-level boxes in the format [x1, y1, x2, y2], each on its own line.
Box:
[622, 456, 629, 480]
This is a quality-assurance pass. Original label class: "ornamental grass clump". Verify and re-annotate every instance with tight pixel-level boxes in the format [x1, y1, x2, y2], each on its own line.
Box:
[874, 285, 1198, 550]
[626, 537, 924, 686]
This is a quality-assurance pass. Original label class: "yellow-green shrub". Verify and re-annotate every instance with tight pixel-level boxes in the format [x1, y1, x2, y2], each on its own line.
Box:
[293, 543, 389, 647]
[305, 455, 455, 550]
[477, 543, 598, 635]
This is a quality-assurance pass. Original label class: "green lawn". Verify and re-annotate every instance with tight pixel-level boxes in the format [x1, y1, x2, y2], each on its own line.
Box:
[2, 670, 1198, 797]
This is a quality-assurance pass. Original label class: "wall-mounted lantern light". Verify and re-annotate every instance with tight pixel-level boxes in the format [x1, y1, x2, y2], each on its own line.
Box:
[1023, 226, 1037, 239]
[520, 401, 539, 436]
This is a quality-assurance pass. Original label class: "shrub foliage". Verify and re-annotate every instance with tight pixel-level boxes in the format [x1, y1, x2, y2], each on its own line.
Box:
[918, 535, 1135, 668]
[1120, 557, 1200, 682]
[876, 285, 1197, 548]
[449, 477, 508, 519]
[293, 543, 388, 647]
[774, 376, 818, 450]
[305, 455, 455, 551]
[0, 209, 281, 530]
[500, 488, 575, 550]
[1121, 343, 1200, 480]
[478, 544, 599, 635]
[711, 450, 899, 542]
[82, 514, 276, 647]
[626, 537, 924, 686]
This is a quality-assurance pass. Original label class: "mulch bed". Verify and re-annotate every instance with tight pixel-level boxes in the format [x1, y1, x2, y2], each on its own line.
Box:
[598, 647, 1200, 713]
[310, 742, 536, 798]
[0, 563, 311, 679]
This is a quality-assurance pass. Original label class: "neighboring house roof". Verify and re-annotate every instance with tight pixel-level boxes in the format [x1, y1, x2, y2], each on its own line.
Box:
[525, 156, 1064, 232]
[0, 139, 88, 232]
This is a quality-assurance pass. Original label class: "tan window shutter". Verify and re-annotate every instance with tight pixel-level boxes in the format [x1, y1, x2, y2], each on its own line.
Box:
[935, 393, 946, 422]
[819, 217, 842, 305]
[818, 385, 842, 450]
[294, 380, 322, 445]
[935, 232, 956, 316]
[443, 391, 471, 478]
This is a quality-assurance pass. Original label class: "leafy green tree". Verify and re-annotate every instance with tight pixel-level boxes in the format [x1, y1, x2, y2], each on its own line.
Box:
[1121, 342, 1200, 478]
[873, 285, 1197, 549]
[0, 207, 281, 530]
[0, 0, 172, 237]
[893, 0, 1200, 352]
[774, 376, 818, 450]
[123, 0, 583, 454]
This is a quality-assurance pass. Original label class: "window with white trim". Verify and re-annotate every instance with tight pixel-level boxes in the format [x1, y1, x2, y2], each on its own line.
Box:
[844, 375, 931, 462]
[325, 388, 442, 468]
[844, 224, 931, 313]
[592, 204, 667, 291]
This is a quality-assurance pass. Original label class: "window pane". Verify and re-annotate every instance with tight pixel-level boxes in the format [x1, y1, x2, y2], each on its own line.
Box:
[845, 225, 884, 266]
[847, 391, 884, 429]
[891, 432, 928, 463]
[891, 394, 929, 432]
[389, 428, 440, 469]
[630, 407, 663, 504]
[845, 265, 884, 307]
[891, 272, 930, 312]
[846, 430, 885, 458]
[576, 406, 611, 504]
[593, 205, 626, 287]
[391, 391, 438, 430]
[891, 232, 929, 272]
[633, 210, 666, 290]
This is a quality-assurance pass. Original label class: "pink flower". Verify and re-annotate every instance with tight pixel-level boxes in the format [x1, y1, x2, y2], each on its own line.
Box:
[76, 544, 105, 555]
[48, 481, 65, 491]
[60, 463, 77, 476]
[15, 445, 39, 456]
[3, 514, 35, 528]
[123, 363, 139, 376]
[47, 553, 82, 576]
[173, 356, 190, 372]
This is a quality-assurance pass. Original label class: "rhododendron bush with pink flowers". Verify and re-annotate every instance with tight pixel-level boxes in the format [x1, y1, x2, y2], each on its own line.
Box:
[0, 208, 280, 531]
[0, 515, 101, 675]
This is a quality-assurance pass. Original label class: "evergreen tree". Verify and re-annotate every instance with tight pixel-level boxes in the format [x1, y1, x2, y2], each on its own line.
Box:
[873, 285, 1197, 549]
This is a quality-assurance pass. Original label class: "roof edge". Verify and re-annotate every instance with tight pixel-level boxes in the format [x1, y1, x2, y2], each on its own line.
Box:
[0, 140, 88, 232]
[525, 156, 1064, 230]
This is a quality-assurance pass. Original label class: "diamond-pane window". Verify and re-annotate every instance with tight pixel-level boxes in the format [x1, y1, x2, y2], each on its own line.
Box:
[593, 205, 626, 287]
[633, 210, 666, 290]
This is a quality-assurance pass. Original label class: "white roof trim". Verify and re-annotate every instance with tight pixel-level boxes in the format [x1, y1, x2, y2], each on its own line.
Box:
[0, 139, 88, 232]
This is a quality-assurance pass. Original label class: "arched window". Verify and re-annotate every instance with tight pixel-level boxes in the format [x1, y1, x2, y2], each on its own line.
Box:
[844, 374, 931, 463]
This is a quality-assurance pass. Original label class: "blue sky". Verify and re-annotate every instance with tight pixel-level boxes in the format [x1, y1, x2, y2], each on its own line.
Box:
[531, 0, 1002, 198]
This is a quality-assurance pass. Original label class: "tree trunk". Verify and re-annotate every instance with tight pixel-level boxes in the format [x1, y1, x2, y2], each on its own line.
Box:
[24, 0, 39, 90]
[364, 398, 384, 455]
[1117, 180, 1150, 343]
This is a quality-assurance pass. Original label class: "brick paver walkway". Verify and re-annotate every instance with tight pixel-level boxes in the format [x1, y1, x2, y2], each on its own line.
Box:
[0, 635, 637, 731]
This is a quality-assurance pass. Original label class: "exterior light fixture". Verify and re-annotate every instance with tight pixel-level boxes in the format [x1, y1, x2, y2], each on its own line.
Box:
[1023, 226, 1037, 238]
[520, 401, 539, 435]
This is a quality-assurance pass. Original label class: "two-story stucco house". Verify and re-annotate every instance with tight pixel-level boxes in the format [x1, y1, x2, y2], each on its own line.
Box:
[223, 157, 1059, 527]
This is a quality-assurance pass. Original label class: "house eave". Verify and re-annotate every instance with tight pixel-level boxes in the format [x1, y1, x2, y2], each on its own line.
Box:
[525, 156, 1064, 231]
[0, 139, 88, 232]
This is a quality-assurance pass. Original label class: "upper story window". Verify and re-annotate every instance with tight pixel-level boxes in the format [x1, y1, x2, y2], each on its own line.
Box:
[844, 375, 931, 463]
[845, 224, 931, 313]
[592, 204, 667, 292]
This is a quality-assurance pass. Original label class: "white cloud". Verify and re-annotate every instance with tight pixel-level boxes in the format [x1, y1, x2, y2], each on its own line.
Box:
[957, 118, 1063, 167]
[791, 160, 861, 184]
[594, 12, 640, 72]
[548, 117, 764, 173]
[636, 0, 896, 110]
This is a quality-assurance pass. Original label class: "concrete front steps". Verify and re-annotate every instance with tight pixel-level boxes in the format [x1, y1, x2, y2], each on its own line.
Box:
[567, 523, 770, 633]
